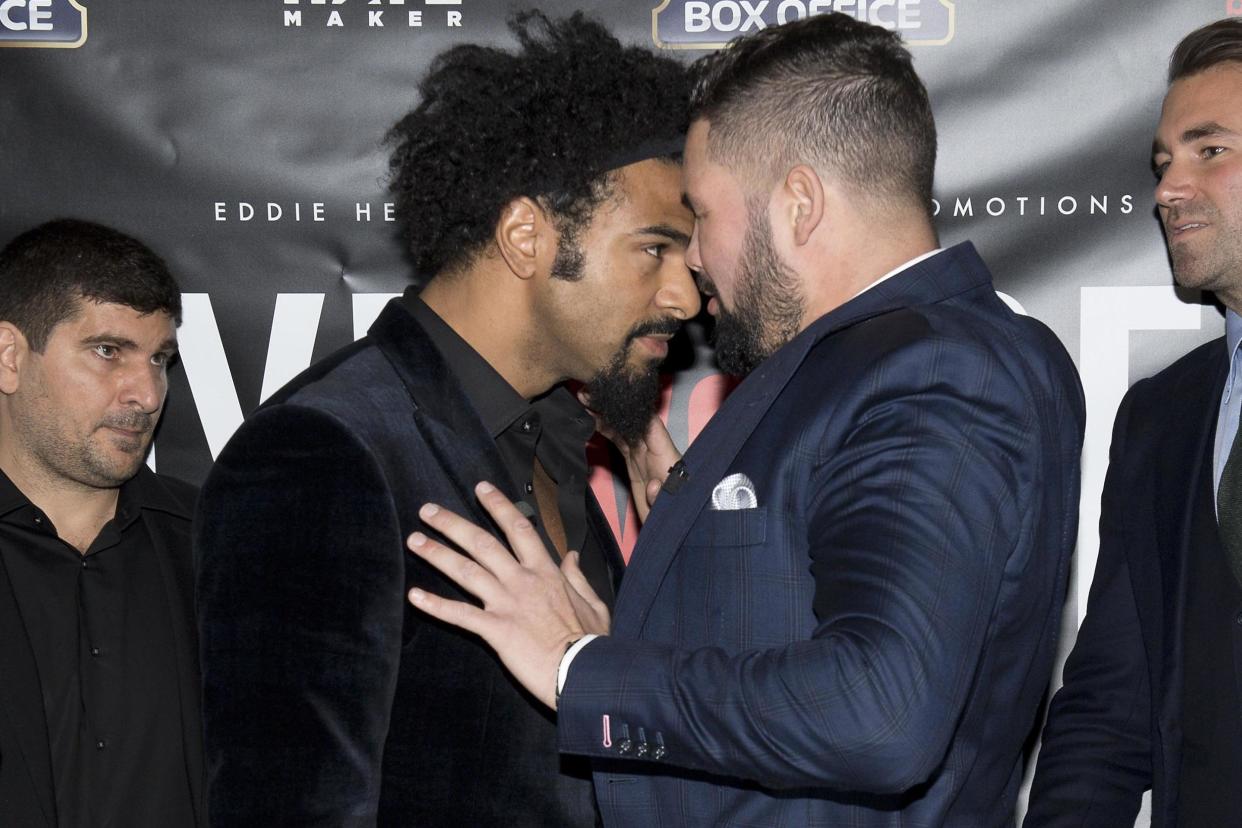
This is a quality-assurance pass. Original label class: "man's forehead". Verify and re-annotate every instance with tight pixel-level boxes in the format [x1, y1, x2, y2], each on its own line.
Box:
[1158, 64, 1242, 141]
[59, 300, 177, 341]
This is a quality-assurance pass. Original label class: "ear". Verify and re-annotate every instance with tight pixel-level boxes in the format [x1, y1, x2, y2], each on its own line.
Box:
[0, 322, 27, 395]
[494, 196, 548, 280]
[780, 164, 826, 247]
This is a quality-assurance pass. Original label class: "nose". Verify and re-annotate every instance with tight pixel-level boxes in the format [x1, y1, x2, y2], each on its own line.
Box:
[119, 363, 166, 414]
[656, 257, 702, 320]
[685, 225, 704, 275]
[1155, 157, 1195, 210]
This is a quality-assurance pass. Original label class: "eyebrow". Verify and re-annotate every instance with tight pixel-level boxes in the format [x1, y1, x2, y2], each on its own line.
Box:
[1153, 121, 1239, 156]
[82, 334, 178, 352]
[634, 224, 691, 247]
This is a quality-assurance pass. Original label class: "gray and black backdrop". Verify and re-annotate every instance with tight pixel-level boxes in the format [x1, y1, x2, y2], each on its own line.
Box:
[2, 1, 1234, 823]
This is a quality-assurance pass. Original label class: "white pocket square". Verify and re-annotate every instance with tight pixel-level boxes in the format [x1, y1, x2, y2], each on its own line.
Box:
[711, 472, 758, 511]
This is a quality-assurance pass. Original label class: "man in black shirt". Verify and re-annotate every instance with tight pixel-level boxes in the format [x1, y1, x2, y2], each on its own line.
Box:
[0, 219, 201, 827]
[195, 12, 698, 827]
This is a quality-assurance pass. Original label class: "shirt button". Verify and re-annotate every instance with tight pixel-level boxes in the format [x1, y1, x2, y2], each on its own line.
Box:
[1235, 611, 1242, 626]
[81, 559, 88, 569]
[33, 515, 42, 525]
[525, 483, 534, 494]
[95, 739, 106, 750]
[90, 647, 101, 657]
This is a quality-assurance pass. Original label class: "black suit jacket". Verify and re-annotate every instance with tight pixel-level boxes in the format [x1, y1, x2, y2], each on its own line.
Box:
[0, 468, 204, 827]
[1027, 338, 1230, 827]
[195, 301, 624, 827]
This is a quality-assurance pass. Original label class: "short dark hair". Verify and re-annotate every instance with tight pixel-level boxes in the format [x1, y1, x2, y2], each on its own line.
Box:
[1169, 18, 1242, 83]
[386, 10, 691, 277]
[688, 12, 936, 213]
[0, 219, 182, 352]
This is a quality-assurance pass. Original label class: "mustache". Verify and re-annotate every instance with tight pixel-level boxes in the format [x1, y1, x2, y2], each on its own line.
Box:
[627, 317, 682, 341]
[100, 411, 155, 433]
[1164, 205, 1213, 229]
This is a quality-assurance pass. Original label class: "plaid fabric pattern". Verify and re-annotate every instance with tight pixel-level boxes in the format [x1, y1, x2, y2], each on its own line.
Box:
[558, 243, 1086, 827]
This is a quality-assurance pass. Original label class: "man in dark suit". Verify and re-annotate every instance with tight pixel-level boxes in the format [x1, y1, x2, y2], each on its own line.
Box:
[0, 219, 202, 827]
[193, 13, 700, 827]
[1026, 19, 1242, 827]
[407, 13, 1085, 826]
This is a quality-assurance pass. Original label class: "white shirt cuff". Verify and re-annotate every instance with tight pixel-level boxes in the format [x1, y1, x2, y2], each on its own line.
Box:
[556, 634, 599, 696]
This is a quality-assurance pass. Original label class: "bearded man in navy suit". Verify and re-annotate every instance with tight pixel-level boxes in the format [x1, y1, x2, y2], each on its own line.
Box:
[406, 12, 1085, 826]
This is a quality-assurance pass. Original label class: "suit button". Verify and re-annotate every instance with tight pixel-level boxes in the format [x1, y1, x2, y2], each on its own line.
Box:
[95, 739, 106, 750]
[636, 728, 649, 757]
[617, 723, 632, 754]
[1235, 611, 1242, 626]
[653, 731, 667, 760]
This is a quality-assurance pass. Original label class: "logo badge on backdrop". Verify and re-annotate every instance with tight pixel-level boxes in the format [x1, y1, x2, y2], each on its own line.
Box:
[279, 0, 464, 30]
[651, 0, 953, 49]
[0, 0, 87, 48]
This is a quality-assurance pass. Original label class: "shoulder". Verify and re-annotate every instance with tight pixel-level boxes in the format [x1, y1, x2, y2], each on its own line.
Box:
[131, 466, 197, 525]
[1127, 336, 1226, 406]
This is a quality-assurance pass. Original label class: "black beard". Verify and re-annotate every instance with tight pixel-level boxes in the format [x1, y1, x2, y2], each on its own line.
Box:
[709, 205, 803, 376]
[585, 318, 679, 447]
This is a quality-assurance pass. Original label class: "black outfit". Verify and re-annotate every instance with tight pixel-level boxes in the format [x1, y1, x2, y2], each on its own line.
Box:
[0, 467, 203, 828]
[196, 294, 625, 826]
[404, 295, 613, 602]
[1027, 339, 1242, 826]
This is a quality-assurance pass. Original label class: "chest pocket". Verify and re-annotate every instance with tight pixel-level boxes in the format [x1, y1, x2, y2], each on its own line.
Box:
[681, 507, 768, 548]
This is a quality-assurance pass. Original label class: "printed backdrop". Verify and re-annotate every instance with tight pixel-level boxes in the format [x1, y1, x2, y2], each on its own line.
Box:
[4, 2, 1236, 822]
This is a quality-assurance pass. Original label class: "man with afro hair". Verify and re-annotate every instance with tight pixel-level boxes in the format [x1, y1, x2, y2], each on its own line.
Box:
[195, 11, 699, 827]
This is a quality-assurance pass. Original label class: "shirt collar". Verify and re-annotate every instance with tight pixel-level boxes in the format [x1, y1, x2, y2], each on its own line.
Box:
[0, 464, 185, 524]
[1228, 308, 1242, 364]
[400, 290, 534, 438]
[1224, 308, 1242, 405]
[849, 248, 945, 302]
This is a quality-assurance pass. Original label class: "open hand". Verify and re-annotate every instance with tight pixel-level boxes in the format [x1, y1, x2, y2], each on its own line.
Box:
[581, 392, 682, 523]
[406, 482, 610, 709]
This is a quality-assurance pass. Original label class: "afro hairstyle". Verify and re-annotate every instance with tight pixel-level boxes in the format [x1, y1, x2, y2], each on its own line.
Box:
[386, 10, 691, 277]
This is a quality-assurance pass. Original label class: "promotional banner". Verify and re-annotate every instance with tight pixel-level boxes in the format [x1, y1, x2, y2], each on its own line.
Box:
[3, 2, 1236, 822]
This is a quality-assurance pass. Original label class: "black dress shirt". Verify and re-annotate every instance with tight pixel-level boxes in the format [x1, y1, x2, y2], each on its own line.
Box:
[0, 471, 196, 828]
[402, 292, 616, 605]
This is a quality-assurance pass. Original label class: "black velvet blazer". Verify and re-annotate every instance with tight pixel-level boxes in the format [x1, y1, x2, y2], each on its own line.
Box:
[194, 300, 624, 827]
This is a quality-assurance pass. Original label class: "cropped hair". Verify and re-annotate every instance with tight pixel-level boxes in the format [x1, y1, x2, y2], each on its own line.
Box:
[1169, 17, 1242, 83]
[386, 10, 691, 276]
[0, 219, 181, 352]
[689, 12, 936, 213]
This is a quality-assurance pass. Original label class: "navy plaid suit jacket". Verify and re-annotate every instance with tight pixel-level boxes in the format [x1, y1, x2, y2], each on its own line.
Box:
[557, 243, 1086, 826]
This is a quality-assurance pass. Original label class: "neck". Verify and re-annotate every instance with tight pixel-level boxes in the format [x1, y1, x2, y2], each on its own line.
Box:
[0, 440, 120, 554]
[799, 217, 938, 330]
[419, 266, 559, 399]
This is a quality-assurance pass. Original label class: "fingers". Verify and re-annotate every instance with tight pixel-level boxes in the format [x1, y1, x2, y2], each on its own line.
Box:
[646, 478, 663, 508]
[560, 552, 612, 636]
[407, 586, 493, 639]
[407, 531, 506, 606]
[560, 551, 607, 614]
[414, 493, 524, 577]
[471, 482, 557, 571]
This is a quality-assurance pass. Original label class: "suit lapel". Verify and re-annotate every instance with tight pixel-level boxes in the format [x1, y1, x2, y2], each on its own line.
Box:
[614, 243, 995, 634]
[1147, 342, 1228, 797]
[0, 548, 56, 826]
[368, 302, 523, 529]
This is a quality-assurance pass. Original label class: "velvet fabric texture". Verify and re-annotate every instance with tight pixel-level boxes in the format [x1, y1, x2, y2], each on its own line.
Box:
[195, 301, 621, 827]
